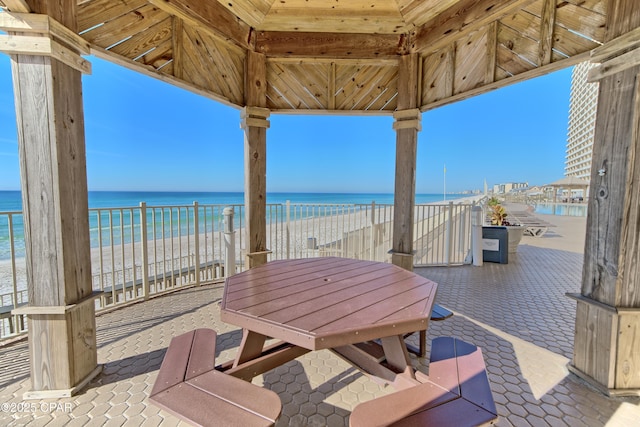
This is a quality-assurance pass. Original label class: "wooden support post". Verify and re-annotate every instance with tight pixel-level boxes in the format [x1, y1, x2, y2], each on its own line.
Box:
[391, 54, 421, 271]
[569, 0, 640, 396]
[1, 3, 100, 398]
[243, 51, 270, 268]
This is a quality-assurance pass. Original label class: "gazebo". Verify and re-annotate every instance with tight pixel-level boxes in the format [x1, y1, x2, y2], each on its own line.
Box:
[547, 175, 590, 202]
[0, 0, 639, 398]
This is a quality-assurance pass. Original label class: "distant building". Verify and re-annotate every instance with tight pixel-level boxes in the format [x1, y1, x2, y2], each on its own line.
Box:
[565, 62, 599, 181]
[492, 182, 528, 194]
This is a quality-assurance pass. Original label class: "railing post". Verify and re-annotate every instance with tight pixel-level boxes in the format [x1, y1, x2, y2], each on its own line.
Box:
[445, 201, 454, 266]
[286, 200, 291, 259]
[370, 201, 376, 261]
[224, 207, 236, 277]
[140, 202, 150, 300]
[193, 202, 201, 286]
[471, 205, 484, 266]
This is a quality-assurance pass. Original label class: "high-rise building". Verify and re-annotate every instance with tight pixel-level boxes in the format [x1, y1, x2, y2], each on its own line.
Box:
[565, 62, 599, 180]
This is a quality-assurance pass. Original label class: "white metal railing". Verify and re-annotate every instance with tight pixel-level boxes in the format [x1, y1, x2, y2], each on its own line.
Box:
[0, 197, 483, 340]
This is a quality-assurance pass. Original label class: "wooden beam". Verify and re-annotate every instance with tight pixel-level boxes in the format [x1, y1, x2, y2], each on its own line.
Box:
[147, 0, 252, 50]
[589, 26, 640, 82]
[2, 0, 30, 12]
[411, 0, 537, 55]
[570, 0, 640, 396]
[9, 0, 98, 397]
[391, 54, 420, 271]
[538, 0, 557, 66]
[243, 51, 269, 268]
[485, 22, 498, 84]
[255, 31, 408, 59]
[171, 16, 183, 80]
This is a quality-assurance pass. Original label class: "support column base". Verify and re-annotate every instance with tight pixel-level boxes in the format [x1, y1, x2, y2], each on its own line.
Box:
[23, 364, 103, 400]
[568, 363, 640, 397]
[568, 293, 640, 395]
[389, 250, 415, 271]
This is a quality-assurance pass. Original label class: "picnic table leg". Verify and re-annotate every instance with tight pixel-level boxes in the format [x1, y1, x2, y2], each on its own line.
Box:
[380, 335, 416, 379]
[233, 329, 267, 367]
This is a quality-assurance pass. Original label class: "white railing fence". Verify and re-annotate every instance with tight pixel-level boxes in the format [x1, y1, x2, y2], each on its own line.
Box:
[0, 198, 484, 340]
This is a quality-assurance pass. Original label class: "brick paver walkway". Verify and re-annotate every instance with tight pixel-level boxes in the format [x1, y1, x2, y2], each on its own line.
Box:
[1, 208, 639, 426]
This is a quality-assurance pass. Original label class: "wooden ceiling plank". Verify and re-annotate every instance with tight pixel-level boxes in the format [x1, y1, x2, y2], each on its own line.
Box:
[354, 66, 397, 111]
[276, 65, 323, 109]
[216, 0, 274, 28]
[203, 40, 245, 104]
[78, 0, 147, 33]
[139, 37, 172, 69]
[300, 63, 331, 108]
[498, 23, 540, 69]
[255, 31, 407, 59]
[2, 0, 29, 12]
[555, 3, 607, 43]
[268, 62, 309, 109]
[411, 0, 538, 55]
[181, 26, 222, 92]
[337, 65, 391, 110]
[148, 0, 252, 50]
[544, 0, 606, 17]
[496, 43, 537, 77]
[552, 24, 603, 58]
[260, 0, 408, 34]
[82, 4, 167, 49]
[538, 0, 557, 66]
[454, 30, 489, 95]
[421, 46, 455, 105]
[90, 44, 236, 109]
[109, 17, 172, 61]
[500, 8, 542, 43]
[398, 0, 459, 27]
[423, 49, 590, 111]
[183, 26, 243, 102]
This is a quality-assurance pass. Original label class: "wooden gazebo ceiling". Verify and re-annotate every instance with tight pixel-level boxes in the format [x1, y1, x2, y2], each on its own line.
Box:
[3, 0, 606, 112]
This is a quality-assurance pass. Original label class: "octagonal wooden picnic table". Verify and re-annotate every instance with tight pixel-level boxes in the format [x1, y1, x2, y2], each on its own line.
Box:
[219, 257, 438, 389]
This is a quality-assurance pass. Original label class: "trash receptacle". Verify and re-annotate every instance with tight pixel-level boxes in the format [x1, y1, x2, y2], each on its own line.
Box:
[482, 226, 508, 264]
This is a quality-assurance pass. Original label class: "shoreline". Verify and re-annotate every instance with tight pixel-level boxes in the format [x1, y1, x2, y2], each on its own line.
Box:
[0, 195, 485, 299]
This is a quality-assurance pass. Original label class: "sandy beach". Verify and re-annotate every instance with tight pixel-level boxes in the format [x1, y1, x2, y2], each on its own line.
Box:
[0, 196, 483, 311]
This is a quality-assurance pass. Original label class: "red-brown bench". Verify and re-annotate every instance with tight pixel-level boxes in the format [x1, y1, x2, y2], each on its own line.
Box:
[349, 337, 497, 426]
[150, 328, 282, 427]
[405, 304, 454, 357]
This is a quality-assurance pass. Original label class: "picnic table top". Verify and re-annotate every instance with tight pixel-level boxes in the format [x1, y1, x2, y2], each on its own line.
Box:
[221, 257, 438, 350]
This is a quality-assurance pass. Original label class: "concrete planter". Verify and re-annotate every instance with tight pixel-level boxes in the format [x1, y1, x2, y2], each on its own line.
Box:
[506, 225, 526, 253]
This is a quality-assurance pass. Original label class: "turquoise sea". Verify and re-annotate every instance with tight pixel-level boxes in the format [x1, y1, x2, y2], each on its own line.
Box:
[0, 191, 460, 260]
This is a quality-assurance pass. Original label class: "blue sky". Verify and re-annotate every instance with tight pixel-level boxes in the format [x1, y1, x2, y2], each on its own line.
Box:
[0, 54, 572, 194]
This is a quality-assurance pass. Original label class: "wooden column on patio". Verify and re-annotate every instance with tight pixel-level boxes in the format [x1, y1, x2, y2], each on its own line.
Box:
[0, 1, 100, 398]
[242, 50, 270, 268]
[569, 0, 640, 396]
[391, 54, 421, 271]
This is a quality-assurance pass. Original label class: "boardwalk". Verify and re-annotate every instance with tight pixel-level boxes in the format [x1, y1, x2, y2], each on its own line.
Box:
[1, 207, 639, 426]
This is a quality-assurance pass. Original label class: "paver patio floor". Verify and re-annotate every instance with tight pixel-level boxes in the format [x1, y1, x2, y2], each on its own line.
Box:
[1, 208, 639, 426]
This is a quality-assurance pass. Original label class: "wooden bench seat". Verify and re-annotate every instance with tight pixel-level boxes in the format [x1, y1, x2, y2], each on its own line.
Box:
[150, 328, 282, 427]
[0, 302, 26, 334]
[350, 337, 497, 427]
[405, 304, 454, 357]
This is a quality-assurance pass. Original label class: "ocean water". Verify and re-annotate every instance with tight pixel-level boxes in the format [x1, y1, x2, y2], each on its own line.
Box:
[0, 191, 460, 260]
